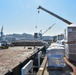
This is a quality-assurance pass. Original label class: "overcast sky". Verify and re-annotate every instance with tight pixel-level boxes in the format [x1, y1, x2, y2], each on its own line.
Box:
[0, 0, 76, 36]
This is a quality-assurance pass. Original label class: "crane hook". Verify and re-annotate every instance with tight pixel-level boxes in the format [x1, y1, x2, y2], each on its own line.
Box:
[38, 11, 40, 14]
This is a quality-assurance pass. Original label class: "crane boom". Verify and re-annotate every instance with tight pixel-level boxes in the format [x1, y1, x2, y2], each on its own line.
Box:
[42, 23, 55, 35]
[38, 6, 72, 25]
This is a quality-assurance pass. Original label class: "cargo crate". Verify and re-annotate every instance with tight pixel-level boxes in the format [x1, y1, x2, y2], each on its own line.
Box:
[46, 46, 65, 57]
[47, 55, 66, 68]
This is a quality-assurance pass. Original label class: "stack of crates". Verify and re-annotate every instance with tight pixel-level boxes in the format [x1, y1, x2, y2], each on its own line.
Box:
[50, 43, 64, 48]
[46, 44, 65, 69]
[64, 25, 76, 61]
[47, 54, 65, 68]
[46, 46, 65, 56]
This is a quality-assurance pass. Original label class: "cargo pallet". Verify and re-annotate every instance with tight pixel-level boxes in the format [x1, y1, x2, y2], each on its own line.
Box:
[37, 56, 76, 75]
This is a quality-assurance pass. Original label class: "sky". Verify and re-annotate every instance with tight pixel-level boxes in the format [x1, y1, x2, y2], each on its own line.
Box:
[0, 0, 76, 36]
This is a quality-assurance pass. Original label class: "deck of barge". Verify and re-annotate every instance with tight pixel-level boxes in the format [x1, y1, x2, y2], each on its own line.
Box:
[0, 46, 43, 75]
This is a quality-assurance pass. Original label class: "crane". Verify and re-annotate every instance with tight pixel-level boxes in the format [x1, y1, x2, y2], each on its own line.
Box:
[42, 23, 55, 35]
[1, 25, 3, 41]
[39, 23, 55, 39]
[0, 26, 9, 49]
[37, 6, 72, 25]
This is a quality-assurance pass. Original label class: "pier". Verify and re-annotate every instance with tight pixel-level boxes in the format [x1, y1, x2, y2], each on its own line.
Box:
[0, 46, 46, 75]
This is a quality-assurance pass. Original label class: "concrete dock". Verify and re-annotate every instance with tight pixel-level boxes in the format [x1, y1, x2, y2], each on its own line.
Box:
[0, 46, 44, 75]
